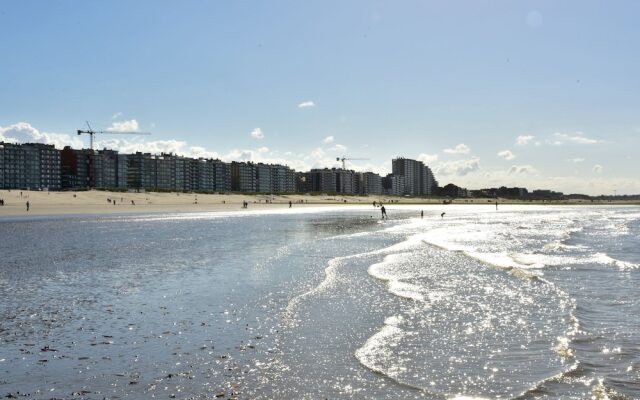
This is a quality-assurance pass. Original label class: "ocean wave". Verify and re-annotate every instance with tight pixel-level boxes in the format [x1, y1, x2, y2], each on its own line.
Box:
[284, 223, 427, 319]
[592, 253, 639, 270]
[354, 316, 427, 393]
[369, 254, 426, 301]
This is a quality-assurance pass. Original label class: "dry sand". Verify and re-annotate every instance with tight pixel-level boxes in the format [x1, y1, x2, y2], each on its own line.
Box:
[0, 189, 632, 218]
[0, 189, 439, 217]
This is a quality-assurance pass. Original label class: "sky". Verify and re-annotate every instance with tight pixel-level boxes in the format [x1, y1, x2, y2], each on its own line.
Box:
[1, 1, 639, 195]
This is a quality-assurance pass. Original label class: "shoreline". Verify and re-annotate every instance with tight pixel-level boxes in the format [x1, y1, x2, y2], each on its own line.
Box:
[0, 189, 638, 218]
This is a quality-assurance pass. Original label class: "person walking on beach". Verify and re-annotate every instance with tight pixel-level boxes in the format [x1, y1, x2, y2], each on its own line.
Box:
[421, 210, 424, 218]
[289, 201, 292, 208]
[26, 201, 30, 212]
[381, 205, 387, 219]
[495, 201, 498, 210]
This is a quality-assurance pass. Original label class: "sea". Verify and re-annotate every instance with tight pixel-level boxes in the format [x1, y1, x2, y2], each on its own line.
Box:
[0, 204, 638, 399]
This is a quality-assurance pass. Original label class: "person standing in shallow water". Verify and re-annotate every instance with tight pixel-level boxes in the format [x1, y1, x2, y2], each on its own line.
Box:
[421, 210, 424, 218]
[381, 205, 387, 219]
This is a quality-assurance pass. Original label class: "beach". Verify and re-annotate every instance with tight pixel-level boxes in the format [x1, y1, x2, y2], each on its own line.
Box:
[0, 189, 636, 218]
[0, 189, 432, 217]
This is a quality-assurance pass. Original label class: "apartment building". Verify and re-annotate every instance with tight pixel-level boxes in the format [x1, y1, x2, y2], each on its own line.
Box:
[0, 144, 4, 189]
[383, 174, 405, 196]
[308, 168, 337, 193]
[213, 159, 231, 192]
[271, 164, 295, 193]
[360, 172, 383, 195]
[392, 157, 438, 196]
[230, 162, 256, 192]
[255, 163, 273, 193]
[1, 142, 61, 190]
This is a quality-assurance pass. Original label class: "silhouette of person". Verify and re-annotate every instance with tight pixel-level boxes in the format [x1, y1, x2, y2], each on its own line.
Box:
[441, 212, 446, 218]
[381, 205, 387, 219]
[26, 201, 30, 212]
[421, 210, 424, 218]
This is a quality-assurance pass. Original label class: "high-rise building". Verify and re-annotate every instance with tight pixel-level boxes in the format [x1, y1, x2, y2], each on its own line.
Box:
[213, 160, 231, 192]
[195, 158, 215, 192]
[336, 169, 355, 194]
[231, 162, 256, 192]
[93, 149, 118, 188]
[422, 165, 438, 195]
[1, 142, 61, 190]
[255, 163, 273, 193]
[392, 157, 422, 196]
[271, 164, 295, 193]
[382, 174, 405, 196]
[308, 168, 337, 193]
[295, 171, 310, 193]
[117, 154, 130, 189]
[360, 172, 383, 195]
[0, 144, 4, 189]
[61, 147, 119, 189]
[392, 157, 438, 196]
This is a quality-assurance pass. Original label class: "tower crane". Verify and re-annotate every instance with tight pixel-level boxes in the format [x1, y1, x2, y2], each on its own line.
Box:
[336, 156, 369, 170]
[78, 121, 151, 188]
[77, 121, 150, 151]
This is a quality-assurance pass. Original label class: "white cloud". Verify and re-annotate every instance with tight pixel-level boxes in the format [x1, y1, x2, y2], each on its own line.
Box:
[593, 164, 603, 173]
[516, 135, 535, 146]
[508, 165, 537, 175]
[0, 122, 83, 149]
[257, 146, 269, 154]
[250, 128, 264, 139]
[333, 144, 347, 152]
[323, 135, 334, 144]
[551, 132, 602, 145]
[111, 112, 122, 120]
[443, 143, 470, 155]
[566, 158, 585, 163]
[298, 101, 315, 108]
[436, 158, 480, 176]
[417, 153, 438, 164]
[190, 146, 220, 159]
[497, 150, 516, 161]
[310, 147, 325, 160]
[97, 138, 187, 155]
[107, 119, 139, 132]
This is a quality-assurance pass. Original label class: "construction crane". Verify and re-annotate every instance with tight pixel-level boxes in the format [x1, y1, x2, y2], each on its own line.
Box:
[336, 156, 369, 170]
[77, 121, 151, 151]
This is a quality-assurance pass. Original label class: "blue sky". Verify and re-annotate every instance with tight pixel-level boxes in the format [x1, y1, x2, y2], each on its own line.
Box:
[1, 1, 639, 194]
